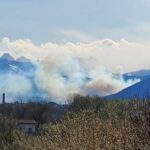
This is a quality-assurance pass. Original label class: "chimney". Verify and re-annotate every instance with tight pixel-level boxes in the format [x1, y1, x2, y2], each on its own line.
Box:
[2, 93, 5, 104]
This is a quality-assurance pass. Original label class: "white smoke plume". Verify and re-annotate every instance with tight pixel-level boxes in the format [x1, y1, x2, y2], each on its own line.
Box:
[0, 74, 32, 97]
[0, 37, 148, 102]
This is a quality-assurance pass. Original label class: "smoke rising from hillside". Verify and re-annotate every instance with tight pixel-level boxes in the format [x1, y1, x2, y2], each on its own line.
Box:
[0, 38, 147, 102]
[0, 74, 32, 98]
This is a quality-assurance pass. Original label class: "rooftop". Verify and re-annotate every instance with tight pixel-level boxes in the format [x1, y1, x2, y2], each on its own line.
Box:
[18, 120, 36, 124]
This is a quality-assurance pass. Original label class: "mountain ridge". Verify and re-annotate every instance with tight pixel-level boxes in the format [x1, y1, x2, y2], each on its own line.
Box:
[106, 77, 150, 100]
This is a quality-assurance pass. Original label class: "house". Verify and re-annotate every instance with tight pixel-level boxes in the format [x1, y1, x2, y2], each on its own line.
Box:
[18, 120, 37, 134]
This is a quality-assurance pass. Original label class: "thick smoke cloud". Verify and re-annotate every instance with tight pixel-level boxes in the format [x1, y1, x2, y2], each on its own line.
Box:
[0, 37, 148, 102]
[0, 74, 32, 98]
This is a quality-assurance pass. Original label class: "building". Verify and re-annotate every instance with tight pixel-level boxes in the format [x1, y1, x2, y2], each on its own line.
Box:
[18, 120, 37, 134]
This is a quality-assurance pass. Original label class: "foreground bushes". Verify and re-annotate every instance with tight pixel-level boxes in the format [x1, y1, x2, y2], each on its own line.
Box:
[1, 97, 150, 149]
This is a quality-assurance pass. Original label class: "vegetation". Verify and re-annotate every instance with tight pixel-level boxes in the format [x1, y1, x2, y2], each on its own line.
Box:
[0, 101, 64, 125]
[0, 95, 150, 149]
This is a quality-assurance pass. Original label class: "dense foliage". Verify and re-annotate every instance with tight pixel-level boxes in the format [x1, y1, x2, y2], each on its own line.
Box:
[0, 95, 150, 149]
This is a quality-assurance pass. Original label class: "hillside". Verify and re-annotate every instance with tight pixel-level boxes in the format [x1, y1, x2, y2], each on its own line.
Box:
[107, 78, 150, 99]
[0, 53, 47, 99]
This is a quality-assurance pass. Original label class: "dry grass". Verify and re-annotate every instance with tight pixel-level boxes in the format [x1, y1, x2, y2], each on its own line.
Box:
[2, 99, 150, 150]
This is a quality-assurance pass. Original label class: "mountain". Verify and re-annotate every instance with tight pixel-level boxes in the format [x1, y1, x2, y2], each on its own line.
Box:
[0, 53, 47, 98]
[123, 69, 150, 81]
[1, 53, 15, 61]
[107, 78, 150, 100]
[125, 69, 150, 77]
[0, 53, 36, 76]
[1, 53, 150, 101]
[16, 56, 31, 63]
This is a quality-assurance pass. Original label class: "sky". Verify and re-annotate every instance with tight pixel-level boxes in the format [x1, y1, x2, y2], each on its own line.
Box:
[0, 0, 150, 43]
[0, 0, 150, 100]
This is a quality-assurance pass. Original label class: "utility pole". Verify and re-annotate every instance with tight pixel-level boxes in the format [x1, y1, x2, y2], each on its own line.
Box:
[2, 93, 5, 116]
[2, 93, 5, 105]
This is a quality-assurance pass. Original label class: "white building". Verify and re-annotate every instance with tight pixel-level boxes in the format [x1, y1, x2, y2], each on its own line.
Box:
[18, 120, 37, 134]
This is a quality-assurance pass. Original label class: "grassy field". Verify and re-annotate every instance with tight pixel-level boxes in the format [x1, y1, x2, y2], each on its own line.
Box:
[1, 96, 150, 150]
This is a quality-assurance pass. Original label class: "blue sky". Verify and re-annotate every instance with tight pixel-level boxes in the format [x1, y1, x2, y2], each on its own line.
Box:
[0, 0, 150, 43]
